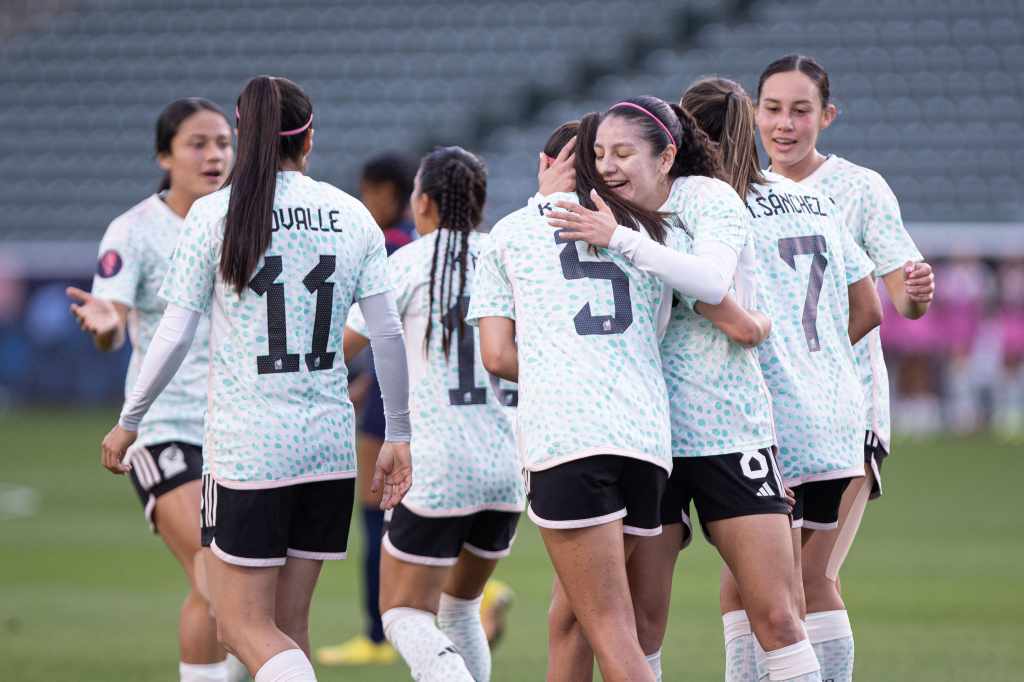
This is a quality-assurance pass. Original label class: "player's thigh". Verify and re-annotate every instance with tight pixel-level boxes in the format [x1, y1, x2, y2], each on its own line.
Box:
[708, 512, 796, 605]
[379, 547, 451, 613]
[275, 556, 323, 627]
[442, 509, 521, 599]
[154, 478, 204, 583]
[206, 551, 280, 629]
[443, 549, 499, 600]
[627, 524, 684, 651]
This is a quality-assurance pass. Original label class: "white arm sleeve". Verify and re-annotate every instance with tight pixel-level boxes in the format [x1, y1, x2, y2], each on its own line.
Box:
[608, 226, 739, 305]
[358, 291, 411, 442]
[118, 303, 200, 431]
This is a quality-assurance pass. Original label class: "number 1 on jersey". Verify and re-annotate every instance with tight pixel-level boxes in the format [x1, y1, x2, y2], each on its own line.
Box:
[443, 296, 487, 406]
[778, 235, 828, 353]
[249, 255, 337, 375]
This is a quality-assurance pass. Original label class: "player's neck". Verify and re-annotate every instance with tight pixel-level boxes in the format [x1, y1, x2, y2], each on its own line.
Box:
[162, 187, 198, 219]
[772, 149, 828, 183]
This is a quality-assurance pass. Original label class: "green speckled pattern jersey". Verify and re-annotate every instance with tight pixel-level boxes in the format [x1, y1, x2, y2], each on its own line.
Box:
[658, 176, 776, 458]
[800, 156, 923, 452]
[347, 230, 524, 516]
[91, 194, 208, 449]
[159, 172, 391, 489]
[467, 193, 673, 474]
[747, 174, 875, 484]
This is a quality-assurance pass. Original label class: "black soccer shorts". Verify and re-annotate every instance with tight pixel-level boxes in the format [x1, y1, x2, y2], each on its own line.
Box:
[660, 448, 791, 549]
[201, 474, 355, 567]
[527, 455, 668, 537]
[791, 477, 853, 530]
[383, 504, 521, 566]
[127, 441, 203, 533]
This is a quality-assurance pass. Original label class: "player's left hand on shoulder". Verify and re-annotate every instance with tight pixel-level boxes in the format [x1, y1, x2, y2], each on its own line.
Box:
[547, 189, 618, 248]
[100, 425, 136, 475]
[903, 260, 934, 303]
[372, 441, 412, 510]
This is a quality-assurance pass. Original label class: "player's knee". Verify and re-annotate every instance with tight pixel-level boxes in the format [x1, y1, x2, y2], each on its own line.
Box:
[801, 570, 836, 602]
[633, 605, 667, 653]
[756, 604, 803, 645]
[547, 599, 578, 637]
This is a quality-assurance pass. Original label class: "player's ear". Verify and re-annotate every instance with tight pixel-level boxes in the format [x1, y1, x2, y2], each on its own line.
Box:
[157, 150, 172, 172]
[820, 103, 837, 130]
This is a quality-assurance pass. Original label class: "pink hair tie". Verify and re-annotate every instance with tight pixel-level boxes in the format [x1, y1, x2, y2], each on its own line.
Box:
[609, 102, 676, 146]
[235, 107, 314, 137]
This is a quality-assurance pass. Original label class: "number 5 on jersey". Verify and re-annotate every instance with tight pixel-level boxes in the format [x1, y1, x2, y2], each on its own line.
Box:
[249, 255, 337, 375]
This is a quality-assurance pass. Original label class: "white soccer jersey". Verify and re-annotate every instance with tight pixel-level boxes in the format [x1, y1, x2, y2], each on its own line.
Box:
[159, 171, 391, 488]
[91, 194, 209, 448]
[466, 193, 673, 474]
[800, 156, 923, 452]
[346, 229, 524, 516]
[657, 176, 776, 458]
[746, 173, 875, 484]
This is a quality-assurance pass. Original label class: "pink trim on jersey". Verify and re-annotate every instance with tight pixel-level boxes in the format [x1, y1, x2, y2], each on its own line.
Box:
[287, 548, 347, 561]
[525, 447, 672, 476]
[400, 500, 525, 518]
[210, 540, 286, 567]
[211, 469, 357, 491]
[527, 506, 627, 530]
[382, 533, 459, 567]
[782, 465, 865, 488]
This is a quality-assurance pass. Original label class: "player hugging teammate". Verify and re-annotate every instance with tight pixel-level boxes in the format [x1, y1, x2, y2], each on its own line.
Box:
[87, 53, 932, 682]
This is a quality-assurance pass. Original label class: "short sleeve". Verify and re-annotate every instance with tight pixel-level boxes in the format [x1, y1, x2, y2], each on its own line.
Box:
[354, 209, 392, 301]
[689, 179, 751, 255]
[858, 172, 923, 278]
[466, 237, 514, 325]
[158, 207, 219, 314]
[838, 218, 875, 285]
[345, 301, 368, 337]
[91, 217, 141, 307]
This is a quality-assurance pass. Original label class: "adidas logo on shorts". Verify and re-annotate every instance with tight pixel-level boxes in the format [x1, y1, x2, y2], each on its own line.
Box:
[756, 481, 775, 497]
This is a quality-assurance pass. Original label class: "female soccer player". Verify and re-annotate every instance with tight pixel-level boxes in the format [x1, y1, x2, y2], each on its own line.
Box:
[756, 55, 934, 680]
[98, 76, 413, 682]
[676, 77, 883, 681]
[342, 146, 523, 682]
[470, 114, 676, 682]
[67, 97, 245, 682]
[550, 96, 819, 681]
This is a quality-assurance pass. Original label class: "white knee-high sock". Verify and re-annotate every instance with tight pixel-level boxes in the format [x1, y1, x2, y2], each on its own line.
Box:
[180, 660, 228, 682]
[644, 648, 662, 681]
[253, 649, 316, 682]
[806, 610, 854, 682]
[723, 610, 757, 682]
[382, 607, 475, 681]
[437, 593, 490, 682]
[764, 639, 821, 681]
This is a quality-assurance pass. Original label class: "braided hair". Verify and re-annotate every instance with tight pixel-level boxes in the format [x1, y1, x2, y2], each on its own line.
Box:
[419, 147, 487, 359]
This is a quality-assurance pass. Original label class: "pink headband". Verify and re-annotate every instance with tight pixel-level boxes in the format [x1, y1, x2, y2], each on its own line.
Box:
[235, 107, 314, 136]
[609, 102, 676, 146]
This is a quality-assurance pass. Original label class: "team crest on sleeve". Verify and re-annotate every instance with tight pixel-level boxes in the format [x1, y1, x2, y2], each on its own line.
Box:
[97, 249, 123, 278]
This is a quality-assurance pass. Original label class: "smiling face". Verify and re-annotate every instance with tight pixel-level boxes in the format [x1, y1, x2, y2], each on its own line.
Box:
[158, 110, 233, 198]
[756, 70, 836, 178]
[594, 114, 675, 211]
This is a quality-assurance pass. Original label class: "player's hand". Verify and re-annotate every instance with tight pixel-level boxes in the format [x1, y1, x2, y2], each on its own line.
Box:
[67, 287, 120, 338]
[537, 136, 576, 195]
[371, 441, 412, 510]
[101, 424, 137, 475]
[783, 486, 796, 512]
[548, 189, 618, 248]
[903, 260, 934, 304]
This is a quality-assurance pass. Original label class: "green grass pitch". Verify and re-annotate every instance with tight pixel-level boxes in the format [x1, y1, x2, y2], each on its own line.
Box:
[1, 408, 1022, 680]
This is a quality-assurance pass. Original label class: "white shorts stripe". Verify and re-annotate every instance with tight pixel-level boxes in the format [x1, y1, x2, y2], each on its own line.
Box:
[622, 524, 663, 537]
[527, 505, 627, 530]
[286, 548, 347, 561]
[382, 533, 459, 567]
[463, 542, 512, 560]
[210, 540, 285, 568]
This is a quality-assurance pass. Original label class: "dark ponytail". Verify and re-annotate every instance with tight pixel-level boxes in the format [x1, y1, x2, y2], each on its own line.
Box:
[666, 102, 721, 180]
[419, 147, 487, 359]
[680, 77, 766, 198]
[155, 97, 228, 192]
[221, 76, 312, 294]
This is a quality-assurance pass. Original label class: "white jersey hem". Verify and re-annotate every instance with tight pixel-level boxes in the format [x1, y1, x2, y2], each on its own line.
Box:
[526, 447, 671, 475]
[784, 465, 865, 487]
[212, 469, 357, 491]
[671, 437, 776, 459]
[400, 500, 526, 518]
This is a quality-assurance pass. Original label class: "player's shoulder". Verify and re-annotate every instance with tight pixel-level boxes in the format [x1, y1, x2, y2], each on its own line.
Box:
[105, 194, 164, 236]
[488, 203, 540, 244]
[673, 175, 745, 214]
[190, 185, 232, 221]
[821, 156, 893, 195]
